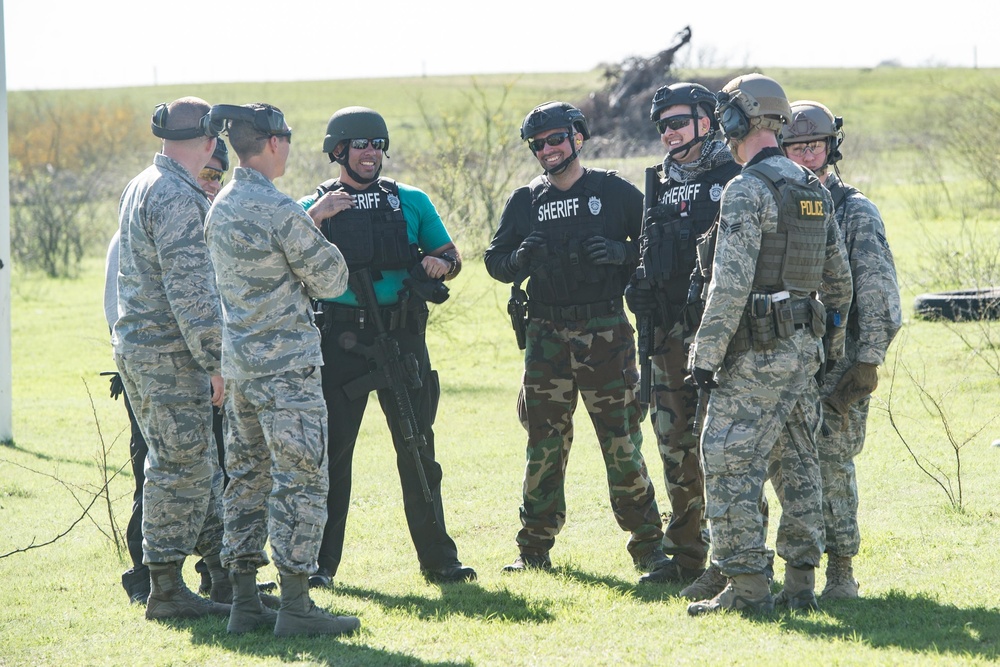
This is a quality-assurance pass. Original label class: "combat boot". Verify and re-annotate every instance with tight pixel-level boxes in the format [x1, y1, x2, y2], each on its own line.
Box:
[227, 570, 278, 634]
[502, 552, 552, 572]
[821, 555, 859, 600]
[636, 550, 704, 584]
[679, 563, 727, 600]
[203, 554, 233, 604]
[687, 573, 774, 616]
[774, 565, 820, 611]
[145, 562, 231, 620]
[273, 572, 360, 637]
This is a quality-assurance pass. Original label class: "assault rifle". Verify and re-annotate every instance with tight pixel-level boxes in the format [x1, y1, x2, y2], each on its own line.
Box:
[342, 267, 434, 507]
[634, 166, 661, 406]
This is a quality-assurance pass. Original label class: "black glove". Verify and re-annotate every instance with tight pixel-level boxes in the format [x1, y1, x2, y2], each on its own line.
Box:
[624, 282, 658, 315]
[583, 236, 628, 265]
[513, 231, 547, 269]
[684, 367, 719, 391]
[103, 371, 124, 400]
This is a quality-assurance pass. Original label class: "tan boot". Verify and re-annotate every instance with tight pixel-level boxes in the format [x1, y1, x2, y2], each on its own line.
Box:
[687, 573, 774, 616]
[145, 562, 231, 620]
[775, 565, 819, 611]
[821, 555, 859, 600]
[274, 573, 360, 637]
[203, 554, 233, 604]
[227, 570, 278, 634]
[679, 563, 727, 601]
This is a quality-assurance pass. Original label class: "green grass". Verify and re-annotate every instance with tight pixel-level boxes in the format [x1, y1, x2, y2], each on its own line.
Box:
[4, 68, 1000, 665]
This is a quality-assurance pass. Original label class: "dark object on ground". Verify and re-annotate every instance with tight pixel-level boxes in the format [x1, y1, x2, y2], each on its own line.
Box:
[913, 288, 1000, 321]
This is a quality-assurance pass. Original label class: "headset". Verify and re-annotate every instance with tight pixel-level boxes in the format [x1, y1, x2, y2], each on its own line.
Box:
[714, 91, 752, 141]
[207, 104, 287, 136]
[150, 103, 218, 140]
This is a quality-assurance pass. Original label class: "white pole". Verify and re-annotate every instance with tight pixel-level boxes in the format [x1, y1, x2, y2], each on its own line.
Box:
[0, 0, 13, 442]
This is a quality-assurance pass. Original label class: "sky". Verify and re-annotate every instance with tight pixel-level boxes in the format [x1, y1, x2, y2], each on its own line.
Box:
[3, 0, 999, 91]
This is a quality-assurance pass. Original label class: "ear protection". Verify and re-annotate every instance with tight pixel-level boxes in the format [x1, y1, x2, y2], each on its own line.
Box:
[829, 115, 845, 165]
[715, 91, 751, 141]
[151, 103, 217, 140]
[207, 104, 287, 136]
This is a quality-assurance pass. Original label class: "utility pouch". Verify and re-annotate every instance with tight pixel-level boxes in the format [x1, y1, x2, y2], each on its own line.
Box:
[728, 311, 753, 355]
[773, 297, 795, 338]
[749, 294, 777, 351]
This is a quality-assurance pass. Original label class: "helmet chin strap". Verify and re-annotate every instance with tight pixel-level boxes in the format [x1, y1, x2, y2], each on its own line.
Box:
[541, 127, 580, 176]
[333, 148, 381, 185]
[666, 108, 709, 161]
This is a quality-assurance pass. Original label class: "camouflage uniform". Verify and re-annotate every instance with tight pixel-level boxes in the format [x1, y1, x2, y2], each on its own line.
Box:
[205, 166, 348, 575]
[113, 153, 225, 565]
[688, 149, 853, 576]
[485, 168, 665, 563]
[643, 140, 741, 570]
[813, 173, 900, 557]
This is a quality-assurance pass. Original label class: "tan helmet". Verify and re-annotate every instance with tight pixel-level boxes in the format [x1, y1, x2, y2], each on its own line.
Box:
[716, 73, 792, 140]
[784, 100, 844, 165]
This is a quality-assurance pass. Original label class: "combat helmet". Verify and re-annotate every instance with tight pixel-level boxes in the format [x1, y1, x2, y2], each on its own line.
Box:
[520, 101, 589, 175]
[650, 82, 719, 159]
[212, 137, 230, 172]
[715, 73, 792, 141]
[323, 106, 390, 155]
[783, 100, 844, 166]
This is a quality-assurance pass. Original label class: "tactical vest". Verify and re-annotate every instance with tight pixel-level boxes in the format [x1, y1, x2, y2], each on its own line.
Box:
[643, 160, 741, 304]
[527, 169, 617, 305]
[315, 178, 416, 272]
[743, 162, 828, 294]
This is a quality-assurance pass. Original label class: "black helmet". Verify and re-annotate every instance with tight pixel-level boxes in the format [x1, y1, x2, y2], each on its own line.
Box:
[323, 106, 390, 154]
[212, 137, 230, 172]
[520, 101, 590, 141]
[649, 82, 717, 123]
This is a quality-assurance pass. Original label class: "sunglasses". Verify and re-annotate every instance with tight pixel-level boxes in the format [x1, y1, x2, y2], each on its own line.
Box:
[655, 114, 696, 134]
[199, 167, 225, 184]
[350, 138, 388, 150]
[527, 131, 570, 153]
[785, 140, 827, 157]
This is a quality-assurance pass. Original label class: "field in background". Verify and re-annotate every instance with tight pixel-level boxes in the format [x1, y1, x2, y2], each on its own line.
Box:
[2, 68, 1000, 665]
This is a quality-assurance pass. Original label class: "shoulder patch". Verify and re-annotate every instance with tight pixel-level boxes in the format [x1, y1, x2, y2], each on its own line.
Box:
[588, 196, 602, 215]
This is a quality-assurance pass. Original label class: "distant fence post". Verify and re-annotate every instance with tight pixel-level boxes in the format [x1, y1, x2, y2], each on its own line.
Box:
[0, 0, 13, 442]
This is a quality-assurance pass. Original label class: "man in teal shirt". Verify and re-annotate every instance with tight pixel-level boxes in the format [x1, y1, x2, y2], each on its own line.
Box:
[300, 106, 475, 587]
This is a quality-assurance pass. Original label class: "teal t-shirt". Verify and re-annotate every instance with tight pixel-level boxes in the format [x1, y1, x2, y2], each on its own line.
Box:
[299, 181, 451, 306]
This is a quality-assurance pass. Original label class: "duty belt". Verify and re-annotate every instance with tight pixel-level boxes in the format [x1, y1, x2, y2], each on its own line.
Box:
[528, 298, 623, 322]
[319, 302, 408, 331]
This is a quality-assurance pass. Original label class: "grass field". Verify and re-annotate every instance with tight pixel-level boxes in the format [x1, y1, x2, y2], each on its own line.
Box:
[2, 68, 1000, 666]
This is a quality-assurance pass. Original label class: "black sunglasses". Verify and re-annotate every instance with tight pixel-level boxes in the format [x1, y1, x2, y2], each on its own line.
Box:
[527, 131, 570, 153]
[655, 114, 697, 134]
[350, 138, 388, 150]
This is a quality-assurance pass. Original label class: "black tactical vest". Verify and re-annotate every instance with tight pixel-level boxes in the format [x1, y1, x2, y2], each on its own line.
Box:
[315, 178, 416, 272]
[644, 160, 741, 304]
[743, 163, 828, 294]
[527, 169, 616, 305]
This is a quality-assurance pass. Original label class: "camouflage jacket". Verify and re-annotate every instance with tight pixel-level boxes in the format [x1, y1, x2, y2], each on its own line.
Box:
[827, 173, 902, 365]
[205, 166, 348, 380]
[113, 153, 222, 375]
[690, 151, 853, 371]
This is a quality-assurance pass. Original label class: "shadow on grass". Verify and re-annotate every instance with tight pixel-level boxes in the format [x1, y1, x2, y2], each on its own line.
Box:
[334, 581, 554, 624]
[781, 589, 999, 661]
[181, 616, 471, 667]
[554, 563, 690, 602]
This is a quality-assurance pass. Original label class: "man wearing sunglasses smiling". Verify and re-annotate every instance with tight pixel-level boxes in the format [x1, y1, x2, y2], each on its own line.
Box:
[625, 83, 742, 589]
[300, 106, 474, 589]
[197, 137, 229, 202]
[485, 101, 675, 582]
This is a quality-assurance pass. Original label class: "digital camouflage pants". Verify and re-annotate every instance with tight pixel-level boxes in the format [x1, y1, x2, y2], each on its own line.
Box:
[702, 330, 825, 576]
[222, 367, 329, 575]
[516, 313, 663, 563]
[115, 349, 224, 565]
[650, 323, 708, 570]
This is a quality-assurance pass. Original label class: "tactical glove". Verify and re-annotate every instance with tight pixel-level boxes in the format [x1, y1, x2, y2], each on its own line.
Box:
[684, 366, 719, 391]
[107, 372, 124, 400]
[824, 362, 878, 415]
[513, 231, 547, 269]
[625, 282, 658, 315]
[583, 236, 628, 265]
